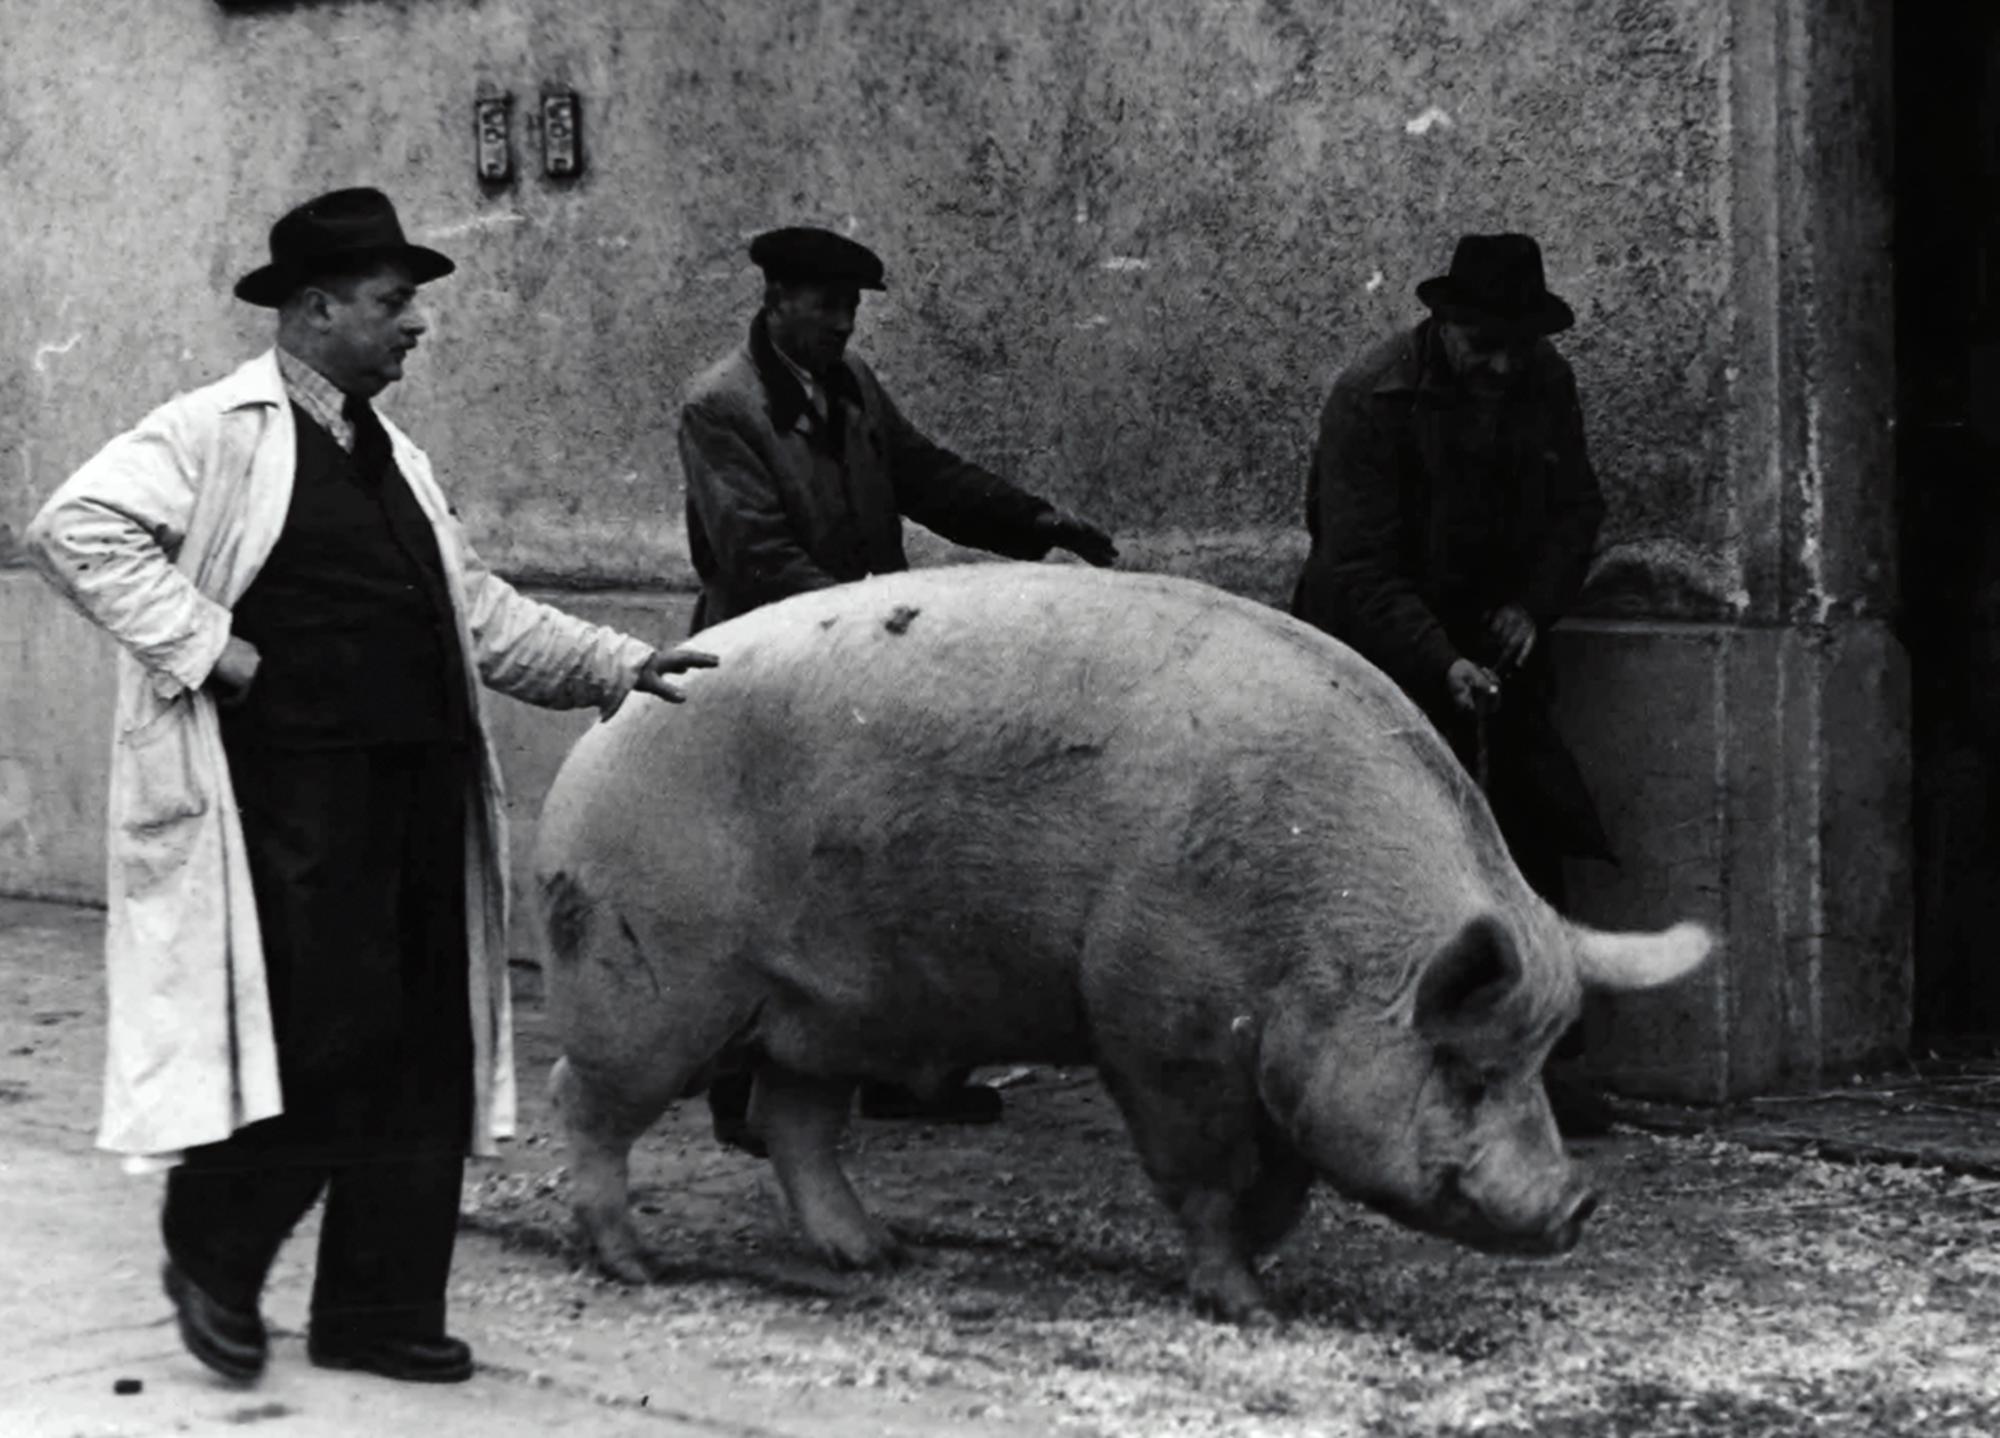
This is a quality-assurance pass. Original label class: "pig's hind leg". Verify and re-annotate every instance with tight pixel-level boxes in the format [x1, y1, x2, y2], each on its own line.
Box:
[550, 1053, 690, 1284]
[754, 1063, 906, 1271]
[543, 886, 759, 1284]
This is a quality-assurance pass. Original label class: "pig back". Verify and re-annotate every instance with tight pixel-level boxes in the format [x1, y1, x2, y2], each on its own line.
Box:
[534, 565, 1517, 1016]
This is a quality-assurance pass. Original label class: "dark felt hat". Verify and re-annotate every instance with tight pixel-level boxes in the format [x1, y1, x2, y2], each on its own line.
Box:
[234, 188, 455, 308]
[748, 226, 887, 291]
[1415, 233, 1574, 335]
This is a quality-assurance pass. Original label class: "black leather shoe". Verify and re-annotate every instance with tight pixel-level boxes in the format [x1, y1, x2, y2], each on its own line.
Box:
[307, 1331, 475, 1384]
[162, 1259, 267, 1383]
[857, 1080, 1003, 1124]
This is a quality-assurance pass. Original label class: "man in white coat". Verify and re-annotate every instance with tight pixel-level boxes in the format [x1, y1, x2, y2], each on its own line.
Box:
[26, 188, 718, 1386]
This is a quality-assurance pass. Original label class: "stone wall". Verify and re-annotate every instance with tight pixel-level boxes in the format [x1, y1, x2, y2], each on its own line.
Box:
[0, 0, 1904, 1098]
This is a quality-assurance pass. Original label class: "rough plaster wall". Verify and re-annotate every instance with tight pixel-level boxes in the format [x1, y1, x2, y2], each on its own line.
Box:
[0, 0, 1734, 610]
[0, 1, 1909, 1096]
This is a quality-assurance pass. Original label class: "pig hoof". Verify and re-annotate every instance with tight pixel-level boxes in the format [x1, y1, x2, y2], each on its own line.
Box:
[810, 1222, 906, 1273]
[576, 1219, 665, 1286]
[1189, 1269, 1272, 1326]
[1195, 1290, 1275, 1327]
[597, 1247, 663, 1286]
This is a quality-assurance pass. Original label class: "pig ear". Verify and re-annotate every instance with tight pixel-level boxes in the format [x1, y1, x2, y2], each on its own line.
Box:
[1413, 914, 1522, 1035]
[1574, 921, 1715, 991]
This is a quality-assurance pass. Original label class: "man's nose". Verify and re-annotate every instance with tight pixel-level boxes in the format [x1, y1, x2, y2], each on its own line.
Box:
[402, 308, 429, 338]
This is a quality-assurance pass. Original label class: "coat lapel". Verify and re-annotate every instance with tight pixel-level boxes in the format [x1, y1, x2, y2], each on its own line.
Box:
[748, 310, 865, 450]
[1409, 399, 1456, 505]
[749, 311, 815, 435]
[1408, 394, 1459, 592]
[179, 350, 296, 610]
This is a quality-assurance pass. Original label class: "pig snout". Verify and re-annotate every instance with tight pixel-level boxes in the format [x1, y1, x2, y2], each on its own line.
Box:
[1429, 1149, 1600, 1258]
[1541, 1184, 1601, 1255]
[1465, 1176, 1599, 1257]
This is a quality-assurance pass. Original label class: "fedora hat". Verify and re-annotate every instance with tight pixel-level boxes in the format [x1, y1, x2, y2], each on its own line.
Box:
[748, 226, 887, 291]
[1415, 233, 1573, 335]
[234, 188, 455, 308]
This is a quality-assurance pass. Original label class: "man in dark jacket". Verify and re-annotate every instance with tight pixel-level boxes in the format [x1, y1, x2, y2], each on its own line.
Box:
[680, 225, 1116, 1145]
[1290, 233, 1615, 1131]
[680, 226, 1116, 629]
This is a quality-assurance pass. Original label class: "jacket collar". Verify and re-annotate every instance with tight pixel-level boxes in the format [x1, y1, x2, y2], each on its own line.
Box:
[1372, 319, 1557, 405]
[214, 348, 289, 413]
[213, 348, 412, 449]
[748, 310, 863, 434]
[1369, 320, 1455, 401]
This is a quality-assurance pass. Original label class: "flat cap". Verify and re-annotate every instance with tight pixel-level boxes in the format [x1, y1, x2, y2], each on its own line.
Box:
[749, 226, 887, 291]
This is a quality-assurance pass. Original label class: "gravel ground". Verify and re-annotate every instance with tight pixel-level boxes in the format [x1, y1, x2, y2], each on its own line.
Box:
[6, 899, 1996, 1437]
[459, 1035, 2000, 1438]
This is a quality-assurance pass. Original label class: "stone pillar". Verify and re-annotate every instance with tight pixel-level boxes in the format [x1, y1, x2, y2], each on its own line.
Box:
[1569, 0, 1907, 1101]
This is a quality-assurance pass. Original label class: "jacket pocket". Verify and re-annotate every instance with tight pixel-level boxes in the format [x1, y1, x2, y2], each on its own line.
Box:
[117, 696, 210, 893]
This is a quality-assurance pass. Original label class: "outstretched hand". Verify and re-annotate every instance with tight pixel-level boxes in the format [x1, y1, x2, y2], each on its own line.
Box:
[632, 645, 720, 704]
[1039, 508, 1119, 568]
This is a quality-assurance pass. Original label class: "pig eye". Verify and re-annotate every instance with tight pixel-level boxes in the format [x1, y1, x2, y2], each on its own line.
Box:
[1439, 1052, 1493, 1108]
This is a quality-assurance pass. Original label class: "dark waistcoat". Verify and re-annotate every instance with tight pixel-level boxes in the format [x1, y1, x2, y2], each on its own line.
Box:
[222, 405, 469, 748]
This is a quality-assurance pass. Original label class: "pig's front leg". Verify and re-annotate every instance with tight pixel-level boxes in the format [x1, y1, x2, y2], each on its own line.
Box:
[1095, 1060, 1278, 1323]
[1175, 1185, 1275, 1325]
[1174, 1134, 1314, 1324]
[1233, 1125, 1316, 1257]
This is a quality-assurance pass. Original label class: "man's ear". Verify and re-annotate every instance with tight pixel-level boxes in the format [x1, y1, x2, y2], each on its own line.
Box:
[1413, 914, 1522, 1039]
[293, 285, 336, 330]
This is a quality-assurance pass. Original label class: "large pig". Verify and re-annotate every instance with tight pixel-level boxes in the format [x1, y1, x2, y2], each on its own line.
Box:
[532, 565, 1712, 1320]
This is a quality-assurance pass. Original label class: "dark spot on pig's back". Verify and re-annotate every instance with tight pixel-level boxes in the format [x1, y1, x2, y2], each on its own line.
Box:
[883, 604, 921, 635]
[540, 870, 591, 968]
[1016, 738, 1105, 778]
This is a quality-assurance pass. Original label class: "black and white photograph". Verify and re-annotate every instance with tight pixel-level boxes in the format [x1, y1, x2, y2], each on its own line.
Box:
[0, 1, 1995, 1434]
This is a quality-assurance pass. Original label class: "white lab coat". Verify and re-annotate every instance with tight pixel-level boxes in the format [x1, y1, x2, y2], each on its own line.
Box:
[26, 349, 653, 1162]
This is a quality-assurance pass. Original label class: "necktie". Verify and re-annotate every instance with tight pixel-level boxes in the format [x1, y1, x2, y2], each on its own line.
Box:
[342, 393, 392, 484]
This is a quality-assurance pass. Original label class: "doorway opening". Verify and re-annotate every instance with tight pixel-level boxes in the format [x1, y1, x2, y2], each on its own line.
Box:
[1898, 0, 2000, 1041]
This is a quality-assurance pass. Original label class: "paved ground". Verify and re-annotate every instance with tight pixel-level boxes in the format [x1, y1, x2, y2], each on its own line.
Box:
[3, 896, 1999, 1437]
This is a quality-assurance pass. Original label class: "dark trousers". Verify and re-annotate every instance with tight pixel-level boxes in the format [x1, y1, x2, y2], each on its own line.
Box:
[162, 742, 473, 1339]
[1448, 720, 1585, 1064]
[1503, 825, 1585, 1063]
